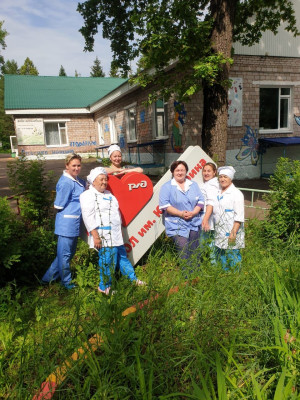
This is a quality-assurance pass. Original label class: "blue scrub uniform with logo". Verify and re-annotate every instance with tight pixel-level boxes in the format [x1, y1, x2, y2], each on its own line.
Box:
[42, 172, 85, 287]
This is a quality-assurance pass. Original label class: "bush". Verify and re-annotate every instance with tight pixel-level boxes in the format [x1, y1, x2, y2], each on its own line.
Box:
[7, 155, 55, 225]
[264, 157, 300, 242]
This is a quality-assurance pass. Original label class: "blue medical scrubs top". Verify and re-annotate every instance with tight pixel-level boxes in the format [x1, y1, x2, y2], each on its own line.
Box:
[54, 172, 86, 237]
[159, 178, 204, 238]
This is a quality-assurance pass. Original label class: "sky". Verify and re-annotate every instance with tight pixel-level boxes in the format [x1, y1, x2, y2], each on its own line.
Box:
[1, 0, 114, 77]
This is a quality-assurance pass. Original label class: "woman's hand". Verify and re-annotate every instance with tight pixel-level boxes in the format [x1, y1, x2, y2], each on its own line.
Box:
[202, 218, 210, 232]
[91, 229, 102, 249]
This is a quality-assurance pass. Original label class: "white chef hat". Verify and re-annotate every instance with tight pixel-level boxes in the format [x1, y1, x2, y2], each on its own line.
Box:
[87, 167, 107, 184]
[217, 166, 236, 180]
[108, 144, 121, 157]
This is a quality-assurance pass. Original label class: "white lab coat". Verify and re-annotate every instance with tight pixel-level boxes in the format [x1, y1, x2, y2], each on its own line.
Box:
[211, 183, 245, 249]
[199, 177, 220, 230]
[80, 186, 124, 248]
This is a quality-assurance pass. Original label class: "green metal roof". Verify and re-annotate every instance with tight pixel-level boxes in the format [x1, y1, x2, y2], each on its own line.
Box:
[4, 75, 127, 110]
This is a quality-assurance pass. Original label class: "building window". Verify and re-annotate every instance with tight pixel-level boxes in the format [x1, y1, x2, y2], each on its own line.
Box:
[154, 99, 168, 138]
[97, 119, 104, 145]
[109, 114, 117, 143]
[259, 88, 291, 131]
[126, 107, 137, 142]
[45, 122, 68, 146]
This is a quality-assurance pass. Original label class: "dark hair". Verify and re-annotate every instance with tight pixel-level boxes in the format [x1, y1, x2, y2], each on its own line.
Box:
[170, 160, 189, 174]
[203, 162, 217, 173]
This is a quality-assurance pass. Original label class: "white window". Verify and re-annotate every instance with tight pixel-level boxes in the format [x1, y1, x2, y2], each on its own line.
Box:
[154, 99, 168, 138]
[44, 122, 68, 146]
[259, 87, 291, 132]
[97, 119, 104, 145]
[126, 107, 137, 142]
[109, 113, 117, 143]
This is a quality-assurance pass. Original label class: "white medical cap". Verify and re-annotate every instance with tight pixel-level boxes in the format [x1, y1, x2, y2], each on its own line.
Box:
[217, 166, 236, 180]
[108, 144, 121, 157]
[87, 167, 107, 184]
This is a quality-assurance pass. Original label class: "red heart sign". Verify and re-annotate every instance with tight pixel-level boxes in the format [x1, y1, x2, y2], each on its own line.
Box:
[107, 172, 153, 227]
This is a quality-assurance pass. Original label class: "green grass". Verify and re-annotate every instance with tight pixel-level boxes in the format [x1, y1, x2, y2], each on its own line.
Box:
[0, 224, 299, 400]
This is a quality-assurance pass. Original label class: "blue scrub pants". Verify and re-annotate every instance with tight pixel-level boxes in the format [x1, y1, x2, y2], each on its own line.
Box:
[42, 235, 78, 287]
[214, 247, 242, 271]
[171, 229, 200, 278]
[98, 245, 137, 291]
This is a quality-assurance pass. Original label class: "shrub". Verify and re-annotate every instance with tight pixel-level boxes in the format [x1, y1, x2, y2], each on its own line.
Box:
[7, 155, 55, 225]
[263, 157, 300, 241]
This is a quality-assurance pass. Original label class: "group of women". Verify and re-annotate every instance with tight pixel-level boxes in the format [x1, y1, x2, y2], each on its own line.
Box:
[42, 145, 244, 290]
[159, 160, 245, 274]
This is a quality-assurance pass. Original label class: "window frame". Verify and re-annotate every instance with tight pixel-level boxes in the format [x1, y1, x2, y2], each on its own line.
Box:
[259, 86, 292, 133]
[153, 99, 169, 139]
[125, 103, 137, 143]
[44, 120, 69, 147]
[97, 118, 105, 145]
[109, 112, 118, 144]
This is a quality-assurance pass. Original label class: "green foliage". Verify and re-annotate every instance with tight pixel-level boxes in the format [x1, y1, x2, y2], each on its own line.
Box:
[1, 59, 19, 75]
[7, 155, 55, 225]
[59, 65, 67, 76]
[78, 0, 299, 100]
[0, 20, 8, 69]
[0, 197, 22, 269]
[263, 158, 300, 241]
[0, 156, 56, 285]
[19, 57, 39, 75]
[90, 56, 105, 77]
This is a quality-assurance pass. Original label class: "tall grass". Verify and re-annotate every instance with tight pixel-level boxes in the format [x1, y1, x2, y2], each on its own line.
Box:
[0, 223, 299, 399]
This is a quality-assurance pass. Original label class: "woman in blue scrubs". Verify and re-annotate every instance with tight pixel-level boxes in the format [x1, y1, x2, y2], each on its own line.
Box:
[42, 153, 86, 289]
[159, 160, 204, 277]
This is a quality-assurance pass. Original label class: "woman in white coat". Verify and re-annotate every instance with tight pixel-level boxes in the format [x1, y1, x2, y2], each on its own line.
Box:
[80, 167, 145, 295]
[212, 166, 245, 270]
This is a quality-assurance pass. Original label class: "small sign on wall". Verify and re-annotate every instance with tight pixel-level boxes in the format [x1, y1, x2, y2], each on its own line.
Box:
[16, 119, 44, 145]
[228, 78, 243, 127]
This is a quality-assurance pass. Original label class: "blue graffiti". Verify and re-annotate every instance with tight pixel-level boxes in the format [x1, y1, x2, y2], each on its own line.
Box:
[70, 141, 96, 147]
[235, 125, 259, 166]
[140, 110, 145, 123]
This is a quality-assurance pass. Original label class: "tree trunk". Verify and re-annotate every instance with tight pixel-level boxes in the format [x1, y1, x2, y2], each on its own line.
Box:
[201, 0, 236, 165]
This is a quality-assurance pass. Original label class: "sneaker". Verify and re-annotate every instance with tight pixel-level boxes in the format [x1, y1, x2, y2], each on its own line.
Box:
[135, 279, 146, 286]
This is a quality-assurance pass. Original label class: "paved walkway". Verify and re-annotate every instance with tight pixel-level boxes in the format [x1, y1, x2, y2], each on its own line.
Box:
[0, 154, 270, 218]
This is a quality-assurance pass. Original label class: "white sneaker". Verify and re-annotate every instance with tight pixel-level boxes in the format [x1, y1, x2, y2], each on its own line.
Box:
[136, 279, 146, 286]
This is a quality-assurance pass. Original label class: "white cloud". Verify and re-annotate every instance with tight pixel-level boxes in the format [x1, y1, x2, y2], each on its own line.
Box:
[1, 0, 113, 76]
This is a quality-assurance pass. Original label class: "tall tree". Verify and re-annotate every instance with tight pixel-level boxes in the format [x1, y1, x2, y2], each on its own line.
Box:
[0, 21, 8, 72]
[19, 57, 39, 75]
[90, 56, 105, 77]
[1, 59, 19, 75]
[59, 65, 67, 76]
[77, 0, 299, 163]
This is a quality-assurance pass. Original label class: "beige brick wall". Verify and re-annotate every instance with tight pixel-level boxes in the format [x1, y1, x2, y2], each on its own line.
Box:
[228, 55, 300, 151]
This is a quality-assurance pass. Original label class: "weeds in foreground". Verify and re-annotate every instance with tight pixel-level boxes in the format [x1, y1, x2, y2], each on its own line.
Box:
[0, 228, 299, 399]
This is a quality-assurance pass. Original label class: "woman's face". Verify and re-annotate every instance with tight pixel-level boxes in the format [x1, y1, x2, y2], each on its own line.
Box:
[202, 165, 216, 182]
[66, 158, 81, 179]
[93, 174, 108, 193]
[219, 174, 232, 191]
[110, 151, 122, 167]
[173, 164, 187, 184]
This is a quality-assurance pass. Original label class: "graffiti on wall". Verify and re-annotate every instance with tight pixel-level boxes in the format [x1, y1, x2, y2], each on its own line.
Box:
[140, 110, 146, 123]
[104, 124, 109, 132]
[172, 101, 186, 153]
[235, 125, 259, 166]
[70, 140, 96, 147]
[228, 78, 243, 127]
